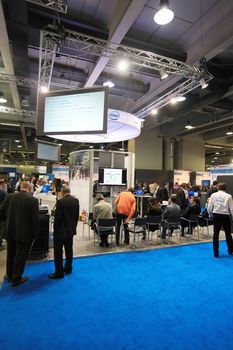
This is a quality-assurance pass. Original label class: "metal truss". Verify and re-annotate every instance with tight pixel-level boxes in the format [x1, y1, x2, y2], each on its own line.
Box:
[0, 73, 77, 90]
[0, 106, 35, 117]
[135, 77, 212, 119]
[39, 27, 211, 89]
[25, 0, 67, 14]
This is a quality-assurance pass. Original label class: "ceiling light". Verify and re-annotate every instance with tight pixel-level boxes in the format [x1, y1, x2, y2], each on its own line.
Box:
[89, 145, 94, 149]
[154, 0, 174, 25]
[176, 95, 186, 102]
[0, 122, 20, 127]
[103, 80, 115, 88]
[160, 68, 169, 80]
[214, 157, 218, 160]
[17, 145, 22, 148]
[170, 98, 177, 104]
[151, 109, 158, 115]
[0, 92, 7, 104]
[117, 60, 128, 71]
[40, 85, 48, 93]
[226, 129, 233, 136]
[211, 160, 215, 163]
[15, 139, 20, 143]
[200, 78, 208, 89]
[185, 123, 194, 130]
[215, 152, 220, 155]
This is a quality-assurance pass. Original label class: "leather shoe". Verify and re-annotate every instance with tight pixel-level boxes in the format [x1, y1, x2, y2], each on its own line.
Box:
[63, 268, 72, 275]
[12, 277, 29, 287]
[214, 253, 219, 258]
[48, 273, 64, 279]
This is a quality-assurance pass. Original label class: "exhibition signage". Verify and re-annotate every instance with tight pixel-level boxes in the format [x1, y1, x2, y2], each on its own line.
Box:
[52, 166, 69, 182]
[196, 171, 210, 186]
[173, 169, 190, 184]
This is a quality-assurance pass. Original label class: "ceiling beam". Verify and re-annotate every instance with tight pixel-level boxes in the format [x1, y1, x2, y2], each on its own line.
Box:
[84, 0, 148, 87]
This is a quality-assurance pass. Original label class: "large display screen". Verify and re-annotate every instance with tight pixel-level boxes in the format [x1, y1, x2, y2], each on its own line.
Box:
[99, 168, 127, 186]
[37, 87, 108, 136]
[36, 141, 60, 162]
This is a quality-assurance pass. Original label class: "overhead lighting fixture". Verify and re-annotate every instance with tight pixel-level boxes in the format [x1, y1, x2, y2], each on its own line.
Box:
[89, 145, 94, 149]
[0, 122, 20, 127]
[215, 152, 220, 155]
[226, 129, 233, 136]
[170, 98, 177, 104]
[175, 95, 186, 102]
[15, 139, 20, 143]
[0, 92, 7, 104]
[214, 157, 218, 160]
[40, 85, 48, 93]
[151, 109, 158, 115]
[154, 0, 174, 25]
[103, 80, 115, 88]
[17, 145, 22, 148]
[160, 68, 169, 80]
[185, 123, 194, 130]
[117, 59, 128, 71]
[200, 78, 208, 89]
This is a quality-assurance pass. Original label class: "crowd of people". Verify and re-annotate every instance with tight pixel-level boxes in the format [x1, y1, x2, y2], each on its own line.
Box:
[0, 175, 233, 287]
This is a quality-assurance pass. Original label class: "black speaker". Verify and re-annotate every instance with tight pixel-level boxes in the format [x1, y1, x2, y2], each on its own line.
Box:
[54, 178, 62, 192]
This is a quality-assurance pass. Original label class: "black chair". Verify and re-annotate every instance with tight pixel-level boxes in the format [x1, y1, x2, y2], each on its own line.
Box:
[146, 216, 162, 242]
[162, 219, 182, 244]
[198, 216, 213, 238]
[126, 217, 147, 248]
[181, 214, 200, 240]
[94, 218, 117, 249]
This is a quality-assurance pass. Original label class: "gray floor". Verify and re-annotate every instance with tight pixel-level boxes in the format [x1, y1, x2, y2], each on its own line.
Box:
[0, 222, 215, 283]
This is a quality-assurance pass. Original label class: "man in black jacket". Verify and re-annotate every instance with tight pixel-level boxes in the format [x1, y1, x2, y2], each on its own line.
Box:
[0, 180, 39, 287]
[0, 179, 7, 248]
[49, 186, 79, 279]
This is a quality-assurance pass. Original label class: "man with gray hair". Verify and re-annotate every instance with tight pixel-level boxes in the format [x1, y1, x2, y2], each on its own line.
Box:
[48, 186, 79, 279]
[0, 180, 39, 286]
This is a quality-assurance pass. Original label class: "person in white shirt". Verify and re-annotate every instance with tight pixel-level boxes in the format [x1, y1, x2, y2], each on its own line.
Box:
[208, 183, 233, 258]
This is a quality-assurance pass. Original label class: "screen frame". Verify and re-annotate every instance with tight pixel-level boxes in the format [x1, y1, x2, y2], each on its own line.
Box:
[36, 140, 61, 162]
[36, 86, 108, 136]
[99, 167, 127, 186]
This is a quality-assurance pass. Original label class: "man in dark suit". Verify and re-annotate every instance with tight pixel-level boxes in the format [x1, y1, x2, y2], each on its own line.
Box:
[0, 180, 39, 287]
[176, 183, 188, 214]
[0, 179, 7, 248]
[153, 182, 164, 203]
[49, 186, 79, 279]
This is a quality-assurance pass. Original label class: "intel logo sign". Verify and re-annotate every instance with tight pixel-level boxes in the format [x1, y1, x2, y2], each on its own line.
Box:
[109, 111, 120, 120]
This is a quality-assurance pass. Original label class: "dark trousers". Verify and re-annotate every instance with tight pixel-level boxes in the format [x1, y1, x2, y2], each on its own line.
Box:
[54, 236, 73, 275]
[116, 214, 129, 244]
[7, 239, 32, 282]
[213, 213, 233, 254]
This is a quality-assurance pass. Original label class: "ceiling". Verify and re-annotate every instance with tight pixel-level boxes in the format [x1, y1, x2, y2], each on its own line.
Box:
[0, 0, 233, 168]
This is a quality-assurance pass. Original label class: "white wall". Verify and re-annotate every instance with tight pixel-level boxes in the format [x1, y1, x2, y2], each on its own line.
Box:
[178, 136, 205, 171]
[134, 132, 163, 170]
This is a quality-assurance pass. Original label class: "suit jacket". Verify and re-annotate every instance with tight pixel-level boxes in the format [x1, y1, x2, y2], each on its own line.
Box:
[162, 203, 181, 223]
[0, 191, 39, 242]
[154, 187, 164, 203]
[54, 194, 79, 239]
[176, 188, 188, 210]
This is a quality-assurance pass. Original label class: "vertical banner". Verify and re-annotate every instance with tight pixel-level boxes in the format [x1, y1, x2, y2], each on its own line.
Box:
[173, 169, 190, 184]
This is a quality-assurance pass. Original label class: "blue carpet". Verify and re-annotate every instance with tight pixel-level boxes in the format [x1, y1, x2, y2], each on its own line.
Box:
[1, 242, 233, 350]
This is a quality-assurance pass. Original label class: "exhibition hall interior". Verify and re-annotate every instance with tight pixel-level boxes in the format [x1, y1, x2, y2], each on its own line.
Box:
[1, 1, 233, 349]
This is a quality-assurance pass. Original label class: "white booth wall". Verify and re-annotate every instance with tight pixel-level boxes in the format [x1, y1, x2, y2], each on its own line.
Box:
[69, 149, 135, 214]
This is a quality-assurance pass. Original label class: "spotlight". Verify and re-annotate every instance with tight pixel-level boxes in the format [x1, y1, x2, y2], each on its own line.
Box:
[0, 92, 7, 104]
[200, 78, 208, 89]
[40, 85, 48, 93]
[154, 0, 174, 25]
[175, 95, 186, 102]
[103, 80, 115, 88]
[160, 68, 169, 80]
[170, 98, 177, 104]
[151, 109, 158, 115]
[117, 59, 128, 71]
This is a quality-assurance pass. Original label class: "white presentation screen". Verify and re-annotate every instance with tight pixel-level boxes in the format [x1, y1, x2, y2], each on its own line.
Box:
[37, 142, 60, 162]
[37, 87, 108, 136]
[99, 168, 127, 186]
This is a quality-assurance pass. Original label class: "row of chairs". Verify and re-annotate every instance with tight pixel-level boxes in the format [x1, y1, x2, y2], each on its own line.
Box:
[82, 213, 213, 249]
